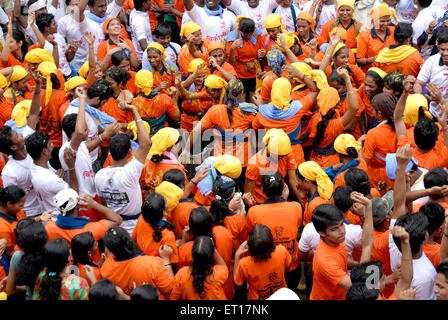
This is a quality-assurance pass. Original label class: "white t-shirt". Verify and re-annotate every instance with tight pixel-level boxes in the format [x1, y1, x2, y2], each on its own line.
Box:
[389, 218, 437, 300]
[412, 5, 444, 49]
[0, 7, 8, 49]
[43, 33, 71, 76]
[47, 0, 66, 23]
[186, 4, 236, 42]
[59, 141, 97, 198]
[30, 163, 69, 212]
[272, 4, 301, 33]
[129, 9, 153, 61]
[303, 1, 336, 35]
[63, 102, 100, 162]
[94, 157, 145, 233]
[417, 53, 448, 117]
[226, 0, 279, 34]
[411, 168, 429, 205]
[432, 0, 448, 11]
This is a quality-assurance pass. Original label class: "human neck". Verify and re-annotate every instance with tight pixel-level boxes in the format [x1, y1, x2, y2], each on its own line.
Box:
[34, 157, 49, 169]
[13, 148, 28, 161]
[322, 237, 340, 248]
[409, 169, 422, 186]
[0, 207, 15, 218]
[302, 30, 310, 41]
[111, 159, 127, 168]
[340, 18, 352, 27]
[109, 35, 120, 43]
[308, 184, 317, 197]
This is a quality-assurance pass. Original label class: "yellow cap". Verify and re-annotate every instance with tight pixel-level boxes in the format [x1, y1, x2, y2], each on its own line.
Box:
[334, 133, 361, 155]
[213, 154, 242, 179]
[265, 13, 286, 31]
[11, 99, 33, 128]
[135, 70, 154, 96]
[298, 161, 333, 200]
[180, 21, 201, 37]
[127, 120, 151, 141]
[403, 94, 432, 126]
[155, 181, 184, 219]
[263, 128, 292, 156]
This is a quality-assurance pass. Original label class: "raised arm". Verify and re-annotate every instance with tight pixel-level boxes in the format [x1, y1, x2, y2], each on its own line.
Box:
[1, 19, 13, 65]
[63, 148, 79, 192]
[337, 67, 359, 127]
[182, 0, 194, 12]
[351, 192, 374, 263]
[83, 32, 97, 85]
[393, 76, 414, 140]
[13, 0, 27, 28]
[428, 85, 448, 149]
[28, 11, 46, 49]
[319, 31, 340, 73]
[78, 194, 123, 227]
[391, 144, 412, 220]
[391, 226, 413, 299]
[27, 70, 43, 130]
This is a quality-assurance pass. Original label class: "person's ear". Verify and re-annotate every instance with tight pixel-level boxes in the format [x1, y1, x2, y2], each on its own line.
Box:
[317, 230, 326, 239]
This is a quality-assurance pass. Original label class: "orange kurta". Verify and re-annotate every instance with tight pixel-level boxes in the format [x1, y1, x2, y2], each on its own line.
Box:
[319, 18, 363, 50]
[357, 27, 395, 72]
[178, 41, 210, 78]
[375, 46, 423, 77]
[39, 88, 68, 148]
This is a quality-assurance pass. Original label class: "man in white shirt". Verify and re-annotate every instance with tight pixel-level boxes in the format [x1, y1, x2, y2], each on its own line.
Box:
[303, 0, 336, 35]
[372, 0, 416, 24]
[0, 70, 42, 217]
[411, 0, 444, 46]
[142, 22, 181, 68]
[14, 0, 48, 44]
[182, 0, 236, 42]
[95, 102, 150, 234]
[26, 130, 79, 212]
[129, 0, 153, 61]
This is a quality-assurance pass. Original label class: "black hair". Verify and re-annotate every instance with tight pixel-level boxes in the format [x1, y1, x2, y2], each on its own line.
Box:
[346, 283, 379, 300]
[162, 169, 186, 188]
[0, 126, 14, 155]
[350, 260, 384, 284]
[141, 192, 174, 242]
[190, 236, 214, 296]
[313, 109, 336, 149]
[71, 232, 96, 267]
[36, 13, 55, 33]
[419, 201, 445, 236]
[414, 117, 439, 150]
[394, 23, 413, 44]
[12, 28, 28, 55]
[111, 50, 129, 67]
[154, 22, 172, 37]
[150, 135, 182, 163]
[39, 238, 70, 300]
[333, 45, 349, 59]
[105, 66, 129, 87]
[28, 0, 39, 6]
[417, 0, 432, 8]
[312, 204, 343, 233]
[247, 224, 276, 263]
[15, 218, 48, 289]
[209, 199, 229, 227]
[49, 72, 61, 90]
[109, 133, 131, 161]
[238, 17, 255, 34]
[0, 185, 26, 206]
[384, 71, 406, 96]
[225, 80, 244, 125]
[436, 261, 448, 280]
[333, 186, 354, 212]
[393, 212, 429, 255]
[130, 284, 159, 300]
[424, 167, 448, 198]
[133, 0, 149, 10]
[88, 279, 118, 301]
[345, 167, 371, 196]
[437, 28, 448, 45]
[25, 131, 51, 161]
[328, 70, 346, 87]
[86, 79, 114, 103]
[189, 207, 213, 238]
[61, 113, 78, 140]
[103, 227, 139, 260]
[261, 171, 284, 199]
[365, 70, 384, 93]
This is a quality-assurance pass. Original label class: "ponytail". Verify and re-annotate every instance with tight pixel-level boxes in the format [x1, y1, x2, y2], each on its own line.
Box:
[141, 192, 174, 242]
[225, 80, 244, 125]
[313, 109, 335, 149]
[190, 236, 214, 296]
[209, 198, 230, 226]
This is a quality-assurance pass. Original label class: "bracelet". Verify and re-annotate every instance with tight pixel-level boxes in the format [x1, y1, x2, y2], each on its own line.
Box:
[191, 179, 197, 185]
[164, 263, 172, 267]
[34, 91, 41, 95]
[443, 232, 448, 237]
[68, 168, 75, 171]
[136, 118, 143, 123]
[98, 134, 104, 143]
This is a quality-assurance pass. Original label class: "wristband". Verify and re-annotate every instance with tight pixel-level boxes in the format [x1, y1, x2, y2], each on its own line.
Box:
[164, 263, 172, 267]
[68, 168, 75, 171]
[443, 232, 448, 237]
[136, 118, 143, 123]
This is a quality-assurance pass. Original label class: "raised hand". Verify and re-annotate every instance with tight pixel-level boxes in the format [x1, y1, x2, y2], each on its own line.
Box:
[402, 75, 415, 93]
[83, 31, 96, 47]
[395, 144, 412, 168]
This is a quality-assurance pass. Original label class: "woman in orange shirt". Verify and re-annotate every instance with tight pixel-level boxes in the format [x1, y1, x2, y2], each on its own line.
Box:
[362, 92, 398, 188]
[307, 72, 359, 169]
[3, 66, 33, 109]
[71, 232, 102, 288]
[234, 224, 291, 300]
[257, 14, 286, 72]
[97, 17, 139, 72]
[170, 236, 228, 300]
[358, 67, 386, 127]
[110, 50, 137, 96]
[1, 27, 29, 69]
[132, 192, 179, 265]
[206, 41, 237, 82]
[178, 22, 210, 78]
[144, 42, 177, 95]
[296, 12, 319, 47]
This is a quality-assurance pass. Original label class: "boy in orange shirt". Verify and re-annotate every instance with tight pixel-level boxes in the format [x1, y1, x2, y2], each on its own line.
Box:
[420, 202, 445, 268]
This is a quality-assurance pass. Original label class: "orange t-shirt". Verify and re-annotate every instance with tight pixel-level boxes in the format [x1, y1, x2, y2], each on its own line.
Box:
[357, 27, 396, 72]
[423, 242, 441, 269]
[0, 210, 25, 249]
[226, 36, 258, 79]
[316, 48, 357, 65]
[333, 158, 368, 191]
[363, 122, 397, 188]
[256, 34, 281, 72]
[144, 158, 188, 190]
[170, 264, 228, 300]
[3, 86, 34, 110]
[0, 53, 27, 69]
[44, 219, 109, 245]
[310, 240, 348, 300]
[39, 88, 68, 148]
[357, 84, 374, 122]
[259, 73, 277, 102]
[131, 215, 179, 264]
[76, 263, 102, 288]
[326, 63, 366, 88]
[100, 254, 174, 298]
[337, 91, 365, 139]
[371, 229, 393, 297]
[397, 135, 448, 171]
[96, 38, 138, 69]
[178, 41, 210, 77]
[319, 18, 363, 50]
[209, 62, 238, 80]
[0, 98, 13, 128]
[152, 68, 176, 95]
[234, 244, 291, 300]
[223, 213, 248, 253]
[169, 199, 199, 239]
[180, 82, 213, 133]
[303, 194, 329, 225]
[245, 149, 297, 204]
[375, 47, 423, 77]
[99, 93, 134, 124]
[246, 200, 302, 271]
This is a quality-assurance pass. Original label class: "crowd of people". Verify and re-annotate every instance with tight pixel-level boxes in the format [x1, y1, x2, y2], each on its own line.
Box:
[0, 0, 448, 301]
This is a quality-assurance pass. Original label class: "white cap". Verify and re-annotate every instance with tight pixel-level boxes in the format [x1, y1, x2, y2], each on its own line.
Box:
[53, 188, 79, 216]
[266, 288, 300, 300]
[29, 0, 47, 12]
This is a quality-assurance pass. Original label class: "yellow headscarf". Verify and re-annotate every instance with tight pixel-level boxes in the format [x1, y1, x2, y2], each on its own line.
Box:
[337, 0, 355, 10]
[332, 42, 348, 57]
[204, 75, 227, 104]
[276, 32, 299, 50]
[271, 77, 291, 111]
[11, 100, 32, 128]
[188, 58, 206, 73]
[403, 94, 432, 126]
[265, 13, 286, 31]
[148, 127, 180, 157]
[334, 133, 361, 155]
[135, 70, 154, 96]
[0, 73, 7, 89]
[180, 21, 201, 37]
[236, 15, 249, 29]
[367, 67, 387, 79]
[290, 62, 329, 91]
[10, 66, 29, 84]
[317, 87, 340, 116]
[298, 161, 333, 200]
[24, 48, 55, 64]
[155, 181, 184, 219]
[78, 61, 89, 79]
[147, 42, 166, 59]
[263, 128, 292, 156]
[376, 45, 417, 64]
[37, 61, 57, 106]
[64, 76, 87, 97]
[213, 154, 242, 179]
[127, 120, 151, 140]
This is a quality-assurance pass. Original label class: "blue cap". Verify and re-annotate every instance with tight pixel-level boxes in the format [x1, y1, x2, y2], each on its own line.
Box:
[385, 153, 419, 180]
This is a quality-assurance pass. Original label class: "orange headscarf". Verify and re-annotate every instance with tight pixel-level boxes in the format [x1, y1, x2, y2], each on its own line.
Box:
[103, 17, 120, 35]
[296, 12, 315, 32]
[317, 87, 340, 116]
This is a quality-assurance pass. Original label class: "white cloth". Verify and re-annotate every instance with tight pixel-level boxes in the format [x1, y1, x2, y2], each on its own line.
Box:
[43, 33, 71, 76]
[129, 9, 153, 61]
[59, 141, 97, 198]
[355, 0, 376, 26]
[47, 0, 66, 23]
[186, 4, 236, 42]
[226, 0, 279, 34]
[30, 163, 69, 212]
[411, 168, 429, 205]
[94, 157, 145, 233]
[389, 218, 437, 300]
[303, 1, 336, 35]
[272, 4, 301, 33]
[411, 5, 444, 49]
[432, 0, 448, 11]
